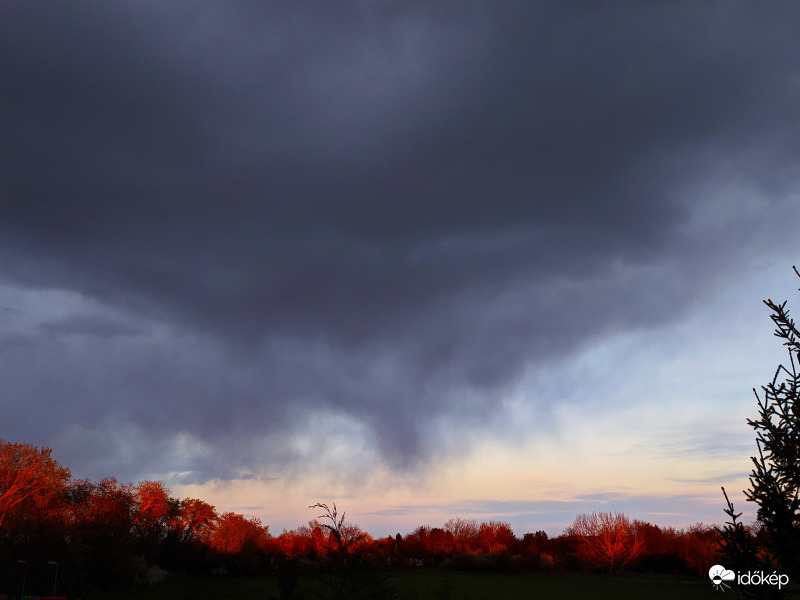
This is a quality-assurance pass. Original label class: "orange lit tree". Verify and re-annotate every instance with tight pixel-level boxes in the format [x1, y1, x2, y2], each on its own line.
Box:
[567, 511, 644, 573]
[210, 512, 269, 554]
[0, 440, 70, 528]
[169, 497, 217, 544]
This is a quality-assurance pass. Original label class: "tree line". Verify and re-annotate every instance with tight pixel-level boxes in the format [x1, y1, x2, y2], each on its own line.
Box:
[7, 269, 800, 597]
[1, 438, 743, 596]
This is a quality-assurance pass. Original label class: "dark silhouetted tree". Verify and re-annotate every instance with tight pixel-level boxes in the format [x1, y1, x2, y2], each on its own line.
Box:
[309, 502, 365, 557]
[718, 487, 759, 577]
[744, 268, 800, 579]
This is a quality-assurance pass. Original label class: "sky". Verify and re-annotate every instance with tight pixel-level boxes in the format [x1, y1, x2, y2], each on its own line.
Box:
[2, 1, 800, 537]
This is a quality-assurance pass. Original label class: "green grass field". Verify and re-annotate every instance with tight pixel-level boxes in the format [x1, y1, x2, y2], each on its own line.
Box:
[94, 569, 747, 600]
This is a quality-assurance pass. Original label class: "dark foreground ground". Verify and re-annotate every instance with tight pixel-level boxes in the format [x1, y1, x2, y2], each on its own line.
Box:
[94, 569, 751, 600]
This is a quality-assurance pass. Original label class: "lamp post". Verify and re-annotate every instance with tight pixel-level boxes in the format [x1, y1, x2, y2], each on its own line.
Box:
[17, 560, 27, 598]
[48, 561, 59, 596]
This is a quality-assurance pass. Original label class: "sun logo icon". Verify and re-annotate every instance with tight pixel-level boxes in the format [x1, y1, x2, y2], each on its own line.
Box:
[709, 564, 735, 591]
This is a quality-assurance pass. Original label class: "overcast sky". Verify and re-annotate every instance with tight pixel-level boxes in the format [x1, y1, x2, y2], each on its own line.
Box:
[3, 1, 800, 535]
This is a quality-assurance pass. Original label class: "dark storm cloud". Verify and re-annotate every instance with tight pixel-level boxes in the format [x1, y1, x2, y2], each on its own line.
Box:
[2, 2, 800, 480]
[39, 314, 144, 338]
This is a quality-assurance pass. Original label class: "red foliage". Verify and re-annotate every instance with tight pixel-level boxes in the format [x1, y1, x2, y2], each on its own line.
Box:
[444, 517, 478, 553]
[477, 521, 517, 554]
[209, 512, 269, 554]
[0, 439, 71, 528]
[678, 523, 721, 574]
[133, 480, 171, 544]
[168, 497, 217, 544]
[65, 477, 136, 535]
[0, 437, 751, 595]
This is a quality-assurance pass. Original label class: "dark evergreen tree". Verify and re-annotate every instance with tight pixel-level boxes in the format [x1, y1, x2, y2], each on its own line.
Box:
[740, 268, 800, 580]
[718, 486, 758, 575]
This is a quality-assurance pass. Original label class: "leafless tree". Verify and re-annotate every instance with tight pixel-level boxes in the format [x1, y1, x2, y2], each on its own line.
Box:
[309, 501, 365, 556]
[567, 511, 645, 573]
